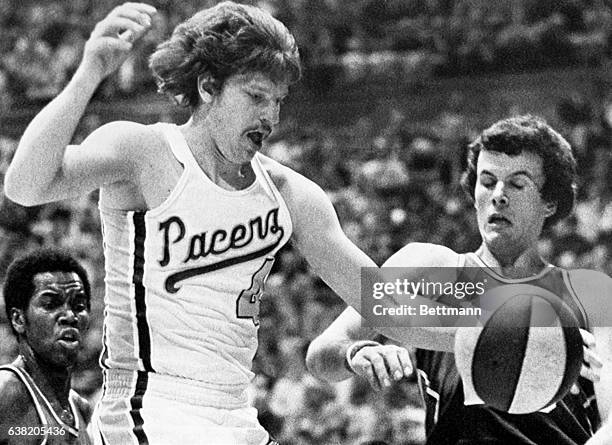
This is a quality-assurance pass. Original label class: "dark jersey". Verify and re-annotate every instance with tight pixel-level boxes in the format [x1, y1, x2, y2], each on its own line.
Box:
[416, 253, 600, 445]
[0, 362, 91, 445]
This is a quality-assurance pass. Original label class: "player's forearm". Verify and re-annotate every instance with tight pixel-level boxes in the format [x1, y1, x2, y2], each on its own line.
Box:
[306, 337, 354, 382]
[5, 65, 102, 206]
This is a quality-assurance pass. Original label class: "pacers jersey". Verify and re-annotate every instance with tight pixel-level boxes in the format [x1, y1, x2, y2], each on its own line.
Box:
[98, 123, 292, 400]
[0, 362, 91, 445]
[416, 253, 600, 444]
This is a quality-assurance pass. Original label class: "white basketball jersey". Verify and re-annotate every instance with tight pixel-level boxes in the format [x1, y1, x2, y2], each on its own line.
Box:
[98, 123, 292, 401]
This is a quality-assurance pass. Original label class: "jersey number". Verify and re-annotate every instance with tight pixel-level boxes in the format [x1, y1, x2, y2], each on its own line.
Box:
[236, 257, 275, 326]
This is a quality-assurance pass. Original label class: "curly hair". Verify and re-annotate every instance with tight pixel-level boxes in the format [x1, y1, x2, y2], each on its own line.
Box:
[460, 115, 577, 229]
[3, 248, 91, 335]
[149, 1, 301, 108]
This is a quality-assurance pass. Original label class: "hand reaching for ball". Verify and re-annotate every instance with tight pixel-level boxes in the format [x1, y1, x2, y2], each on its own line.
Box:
[349, 343, 414, 390]
[571, 329, 602, 395]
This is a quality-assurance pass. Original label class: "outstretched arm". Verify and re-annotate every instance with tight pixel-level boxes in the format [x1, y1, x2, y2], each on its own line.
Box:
[4, 3, 156, 206]
[306, 305, 413, 388]
[267, 158, 465, 349]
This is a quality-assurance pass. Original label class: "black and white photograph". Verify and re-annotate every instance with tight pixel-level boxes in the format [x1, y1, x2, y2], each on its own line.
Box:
[0, 1, 611, 444]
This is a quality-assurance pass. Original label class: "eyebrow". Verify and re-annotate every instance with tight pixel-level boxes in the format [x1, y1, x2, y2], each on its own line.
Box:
[480, 169, 537, 181]
[243, 84, 288, 97]
[37, 283, 85, 293]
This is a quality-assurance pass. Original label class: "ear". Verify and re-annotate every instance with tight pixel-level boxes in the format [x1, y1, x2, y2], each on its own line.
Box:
[544, 202, 557, 218]
[197, 74, 213, 104]
[10, 308, 26, 335]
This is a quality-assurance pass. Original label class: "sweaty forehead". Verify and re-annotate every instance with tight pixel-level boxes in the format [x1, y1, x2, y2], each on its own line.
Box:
[477, 150, 544, 178]
[32, 271, 84, 292]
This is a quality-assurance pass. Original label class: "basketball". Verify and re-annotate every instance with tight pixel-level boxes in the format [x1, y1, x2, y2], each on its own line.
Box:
[454, 286, 583, 414]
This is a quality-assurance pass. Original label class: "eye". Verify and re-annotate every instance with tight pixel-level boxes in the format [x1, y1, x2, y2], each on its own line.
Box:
[73, 302, 89, 312]
[479, 176, 495, 188]
[72, 294, 89, 312]
[40, 296, 63, 310]
[510, 177, 528, 189]
[248, 92, 264, 103]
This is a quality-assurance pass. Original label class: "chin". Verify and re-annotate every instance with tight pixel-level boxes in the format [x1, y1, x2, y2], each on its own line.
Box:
[51, 349, 80, 368]
[484, 233, 511, 251]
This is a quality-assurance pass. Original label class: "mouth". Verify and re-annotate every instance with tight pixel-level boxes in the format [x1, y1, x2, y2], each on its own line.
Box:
[487, 214, 511, 226]
[57, 329, 80, 348]
[246, 129, 270, 150]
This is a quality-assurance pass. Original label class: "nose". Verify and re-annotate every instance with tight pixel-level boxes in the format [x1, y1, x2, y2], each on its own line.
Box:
[261, 101, 280, 126]
[492, 182, 509, 208]
[58, 305, 78, 326]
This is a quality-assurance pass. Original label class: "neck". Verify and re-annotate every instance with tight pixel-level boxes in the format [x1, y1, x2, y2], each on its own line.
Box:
[18, 343, 71, 401]
[475, 243, 548, 279]
[180, 117, 254, 190]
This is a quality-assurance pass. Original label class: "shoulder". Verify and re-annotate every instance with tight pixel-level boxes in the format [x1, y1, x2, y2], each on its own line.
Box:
[257, 153, 334, 222]
[384, 243, 461, 268]
[82, 121, 164, 156]
[257, 154, 322, 193]
[89, 120, 157, 140]
[565, 268, 612, 327]
[0, 368, 31, 421]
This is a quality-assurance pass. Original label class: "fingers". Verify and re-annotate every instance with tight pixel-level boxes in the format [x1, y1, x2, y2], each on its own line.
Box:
[579, 329, 602, 383]
[361, 361, 382, 391]
[397, 347, 414, 377]
[369, 354, 393, 388]
[92, 3, 156, 41]
[580, 362, 601, 383]
[112, 2, 157, 17]
[580, 329, 596, 348]
[351, 345, 414, 391]
[583, 344, 603, 370]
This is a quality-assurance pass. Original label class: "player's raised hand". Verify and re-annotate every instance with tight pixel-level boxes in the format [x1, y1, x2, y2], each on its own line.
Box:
[81, 3, 157, 80]
[349, 344, 413, 390]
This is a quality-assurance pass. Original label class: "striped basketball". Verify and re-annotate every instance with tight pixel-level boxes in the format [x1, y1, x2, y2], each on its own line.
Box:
[454, 290, 583, 414]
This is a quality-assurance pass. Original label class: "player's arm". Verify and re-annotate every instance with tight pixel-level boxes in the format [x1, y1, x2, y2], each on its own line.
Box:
[275, 165, 465, 349]
[4, 3, 156, 206]
[264, 157, 469, 346]
[568, 270, 612, 442]
[306, 305, 413, 388]
[306, 242, 460, 386]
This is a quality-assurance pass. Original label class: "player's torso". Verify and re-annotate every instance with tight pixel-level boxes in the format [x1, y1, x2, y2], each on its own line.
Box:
[98, 123, 293, 391]
[416, 253, 597, 444]
[0, 365, 90, 445]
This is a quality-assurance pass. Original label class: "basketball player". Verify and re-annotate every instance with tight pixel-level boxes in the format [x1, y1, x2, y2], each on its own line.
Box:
[3, 2, 415, 444]
[306, 115, 612, 444]
[0, 248, 92, 444]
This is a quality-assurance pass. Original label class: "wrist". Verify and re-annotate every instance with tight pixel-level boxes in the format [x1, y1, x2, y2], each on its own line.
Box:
[345, 340, 382, 374]
[72, 62, 105, 92]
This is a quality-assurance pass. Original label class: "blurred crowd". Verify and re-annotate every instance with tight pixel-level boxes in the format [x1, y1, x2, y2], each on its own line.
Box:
[1, 0, 612, 105]
[1, 1, 612, 444]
